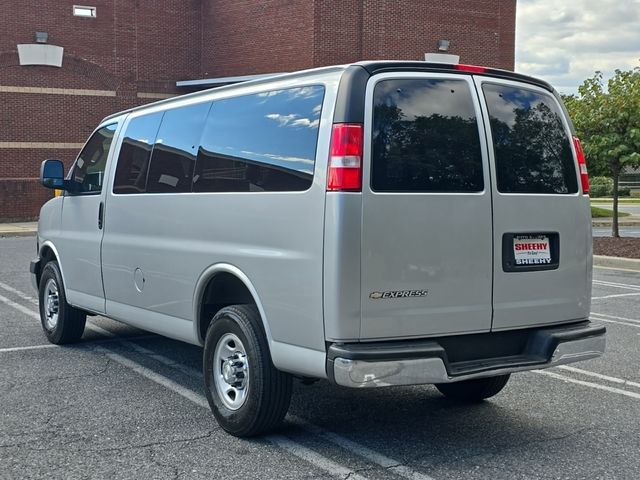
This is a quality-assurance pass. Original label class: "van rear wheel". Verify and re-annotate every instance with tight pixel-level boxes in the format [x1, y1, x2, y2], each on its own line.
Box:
[435, 374, 510, 402]
[203, 305, 292, 437]
[38, 261, 86, 344]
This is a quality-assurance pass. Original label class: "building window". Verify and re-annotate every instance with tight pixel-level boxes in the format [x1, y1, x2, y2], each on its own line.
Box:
[73, 5, 96, 17]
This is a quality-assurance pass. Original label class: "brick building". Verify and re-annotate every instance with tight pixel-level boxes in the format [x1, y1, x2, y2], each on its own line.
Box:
[0, 0, 516, 220]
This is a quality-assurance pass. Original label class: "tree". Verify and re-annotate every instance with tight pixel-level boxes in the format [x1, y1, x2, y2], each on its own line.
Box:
[563, 65, 640, 237]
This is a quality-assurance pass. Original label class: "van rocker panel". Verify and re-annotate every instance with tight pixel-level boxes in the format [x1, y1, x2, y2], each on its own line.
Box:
[327, 321, 605, 387]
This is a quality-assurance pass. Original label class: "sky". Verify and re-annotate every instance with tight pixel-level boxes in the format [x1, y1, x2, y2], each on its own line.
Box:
[515, 0, 640, 94]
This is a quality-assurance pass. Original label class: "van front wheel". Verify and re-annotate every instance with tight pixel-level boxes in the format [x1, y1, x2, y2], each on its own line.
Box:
[435, 374, 510, 402]
[38, 261, 86, 344]
[203, 305, 292, 437]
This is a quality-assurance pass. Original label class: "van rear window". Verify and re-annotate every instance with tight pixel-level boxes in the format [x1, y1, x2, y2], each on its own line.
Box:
[482, 84, 578, 194]
[371, 79, 484, 193]
[194, 86, 324, 192]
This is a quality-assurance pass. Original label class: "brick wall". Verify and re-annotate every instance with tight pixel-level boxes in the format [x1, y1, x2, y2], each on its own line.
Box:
[1, 0, 516, 220]
[0, 0, 202, 220]
[200, 0, 316, 77]
[202, 0, 516, 77]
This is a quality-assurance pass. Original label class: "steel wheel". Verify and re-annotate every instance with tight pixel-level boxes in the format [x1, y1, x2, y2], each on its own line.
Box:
[43, 278, 60, 331]
[213, 333, 249, 410]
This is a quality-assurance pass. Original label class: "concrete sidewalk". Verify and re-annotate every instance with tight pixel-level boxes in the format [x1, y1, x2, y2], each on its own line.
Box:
[1, 221, 639, 271]
[0, 222, 37, 237]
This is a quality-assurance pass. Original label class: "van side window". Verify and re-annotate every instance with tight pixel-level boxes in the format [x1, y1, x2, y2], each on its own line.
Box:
[146, 102, 211, 193]
[482, 84, 578, 194]
[113, 113, 163, 194]
[371, 79, 483, 193]
[70, 123, 117, 194]
[194, 86, 324, 192]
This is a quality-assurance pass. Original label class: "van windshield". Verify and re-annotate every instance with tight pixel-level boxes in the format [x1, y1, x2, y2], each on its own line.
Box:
[482, 84, 578, 194]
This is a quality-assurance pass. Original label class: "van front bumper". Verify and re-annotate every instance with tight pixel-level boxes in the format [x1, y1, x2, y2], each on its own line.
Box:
[29, 257, 41, 291]
[327, 321, 605, 388]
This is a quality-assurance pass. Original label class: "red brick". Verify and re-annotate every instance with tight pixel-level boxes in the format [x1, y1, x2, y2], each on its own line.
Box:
[0, 0, 515, 220]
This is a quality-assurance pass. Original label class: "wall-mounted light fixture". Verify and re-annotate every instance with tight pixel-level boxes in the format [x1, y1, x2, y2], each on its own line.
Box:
[35, 32, 48, 44]
[437, 39, 450, 52]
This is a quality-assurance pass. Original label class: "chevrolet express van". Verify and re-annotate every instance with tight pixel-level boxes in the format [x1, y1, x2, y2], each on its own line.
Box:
[31, 61, 605, 437]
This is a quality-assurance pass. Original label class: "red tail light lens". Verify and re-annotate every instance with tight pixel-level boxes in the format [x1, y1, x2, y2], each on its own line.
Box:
[573, 136, 589, 194]
[327, 123, 363, 191]
[454, 64, 487, 74]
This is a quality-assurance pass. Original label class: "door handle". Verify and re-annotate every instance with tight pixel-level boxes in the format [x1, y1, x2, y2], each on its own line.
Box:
[98, 201, 104, 230]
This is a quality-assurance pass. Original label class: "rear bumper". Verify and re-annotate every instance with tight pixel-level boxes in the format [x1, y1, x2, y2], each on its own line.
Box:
[327, 321, 605, 388]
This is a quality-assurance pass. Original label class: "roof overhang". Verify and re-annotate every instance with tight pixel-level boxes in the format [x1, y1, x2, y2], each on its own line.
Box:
[176, 73, 285, 89]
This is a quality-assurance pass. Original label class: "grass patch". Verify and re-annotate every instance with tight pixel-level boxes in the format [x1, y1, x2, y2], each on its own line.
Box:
[591, 206, 631, 218]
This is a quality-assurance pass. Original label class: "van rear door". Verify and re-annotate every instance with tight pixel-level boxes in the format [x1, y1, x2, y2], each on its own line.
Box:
[359, 73, 494, 340]
[476, 78, 591, 330]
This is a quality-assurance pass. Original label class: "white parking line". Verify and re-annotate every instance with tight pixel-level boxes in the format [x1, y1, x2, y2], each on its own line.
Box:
[593, 280, 640, 292]
[0, 292, 40, 320]
[592, 292, 640, 300]
[0, 343, 58, 353]
[0, 281, 38, 304]
[0, 285, 433, 480]
[591, 317, 640, 329]
[557, 366, 640, 390]
[268, 435, 371, 480]
[591, 312, 640, 324]
[99, 348, 372, 480]
[534, 370, 640, 400]
[291, 418, 435, 480]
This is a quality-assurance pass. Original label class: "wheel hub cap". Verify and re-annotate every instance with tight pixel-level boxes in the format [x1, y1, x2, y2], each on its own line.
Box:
[213, 333, 249, 410]
[43, 278, 60, 331]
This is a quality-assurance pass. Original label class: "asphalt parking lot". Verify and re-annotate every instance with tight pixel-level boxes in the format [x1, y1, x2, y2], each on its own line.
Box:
[1, 236, 640, 480]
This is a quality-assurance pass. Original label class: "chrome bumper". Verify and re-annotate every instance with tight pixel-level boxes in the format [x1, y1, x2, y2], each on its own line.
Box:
[329, 321, 606, 388]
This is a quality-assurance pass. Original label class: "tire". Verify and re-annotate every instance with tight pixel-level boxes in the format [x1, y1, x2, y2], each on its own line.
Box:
[435, 374, 510, 402]
[38, 261, 86, 344]
[203, 305, 292, 437]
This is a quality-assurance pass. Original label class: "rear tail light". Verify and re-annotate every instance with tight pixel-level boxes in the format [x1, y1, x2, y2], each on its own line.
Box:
[327, 123, 363, 191]
[573, 136, 589, 194]
[454, 64, 487, 74]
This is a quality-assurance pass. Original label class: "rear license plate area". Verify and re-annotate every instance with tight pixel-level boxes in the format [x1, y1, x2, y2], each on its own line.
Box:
[502, 232, 559, 272]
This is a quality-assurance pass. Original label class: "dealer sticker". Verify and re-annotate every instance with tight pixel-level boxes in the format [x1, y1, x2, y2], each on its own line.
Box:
[513, 235, 551, 265]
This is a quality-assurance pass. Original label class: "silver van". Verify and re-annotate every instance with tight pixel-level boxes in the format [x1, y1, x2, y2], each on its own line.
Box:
[31, 61, 605, 437]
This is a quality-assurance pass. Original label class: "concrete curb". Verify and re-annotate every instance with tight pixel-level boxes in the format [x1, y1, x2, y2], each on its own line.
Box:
[592, 221, 640, 227]
[0, 229, 37, 237]
[593, 255, 640, 271]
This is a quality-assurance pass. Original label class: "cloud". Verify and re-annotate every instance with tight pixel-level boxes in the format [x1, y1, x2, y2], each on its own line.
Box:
[265, 113, 319, 129]
[265, 113, 298, 126]
[516, 0, 640, 93]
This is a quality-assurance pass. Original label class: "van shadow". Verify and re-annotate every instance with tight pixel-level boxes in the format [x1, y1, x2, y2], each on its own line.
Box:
[286, 379, 573, 467]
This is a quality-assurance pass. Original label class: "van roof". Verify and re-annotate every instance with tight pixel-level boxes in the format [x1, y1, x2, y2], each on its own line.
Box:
[102, 61, 554, 123]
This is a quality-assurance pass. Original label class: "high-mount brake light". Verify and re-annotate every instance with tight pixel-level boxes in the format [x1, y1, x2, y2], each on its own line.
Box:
[572, 136, 589, 194]
[454, 64, 487, 74]
[327, 123, 363, 191]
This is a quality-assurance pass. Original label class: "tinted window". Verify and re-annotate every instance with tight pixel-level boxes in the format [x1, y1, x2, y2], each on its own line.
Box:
[483, 84, 578, 194]
[113, 113, 162, 194]
[194, 86, 324, 193]
[70, 124, 117, 193]
[371, 79, 483, 192]
[146, 102, 211, 193]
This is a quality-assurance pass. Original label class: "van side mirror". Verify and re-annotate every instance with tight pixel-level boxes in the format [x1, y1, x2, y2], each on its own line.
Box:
[40, 159, 66, 190]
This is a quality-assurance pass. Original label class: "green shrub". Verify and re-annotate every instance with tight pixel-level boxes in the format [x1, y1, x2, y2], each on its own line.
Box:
[588, 177, 613, 197]
[589, 184, 610, 197]
[618, 187, 631, 197]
